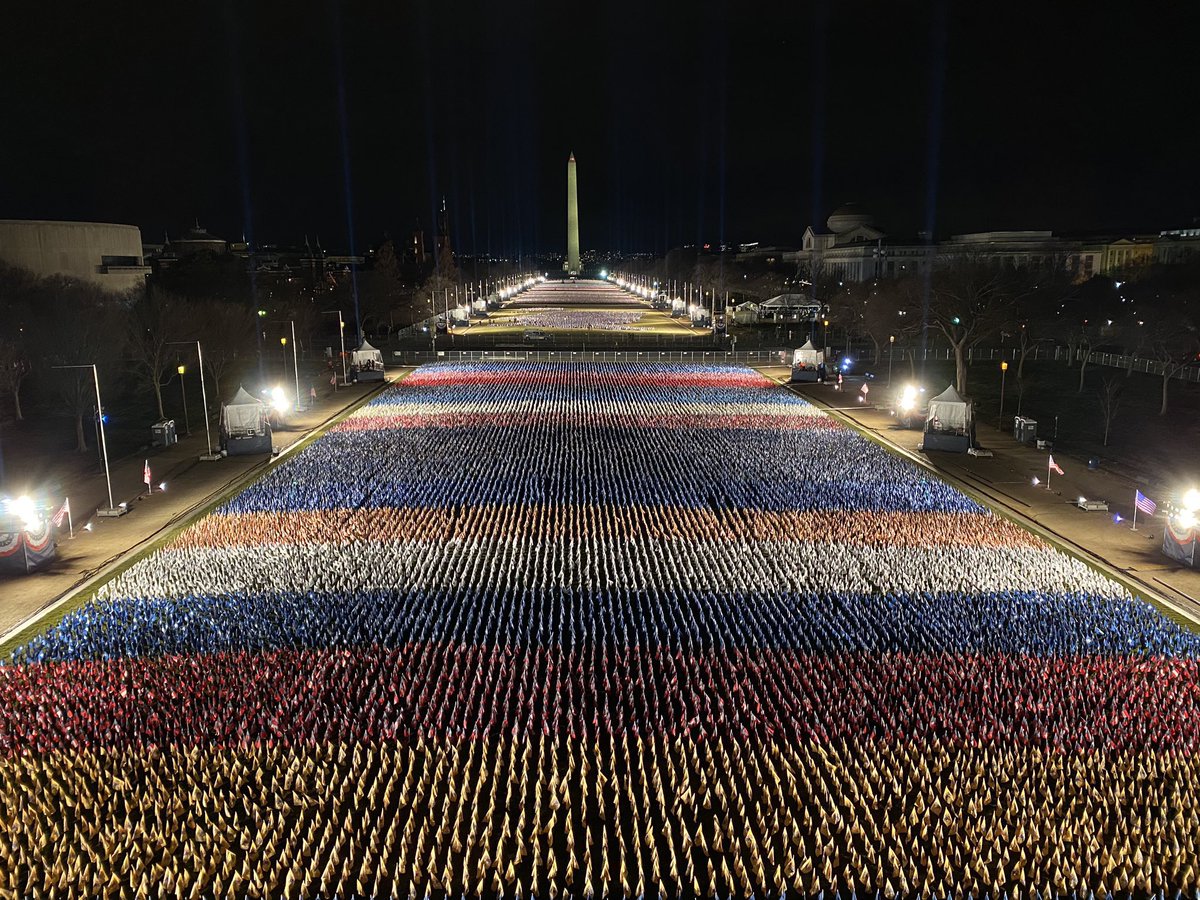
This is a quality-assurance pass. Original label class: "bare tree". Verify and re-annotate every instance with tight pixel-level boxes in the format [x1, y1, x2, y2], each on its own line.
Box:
[0, 262, 43, 421]
[37, 283, 127, 451]
[1096, 374, 1124, 446]
[0, 339, 30, 422]
[1145, 325, 1198, 416]
[128, 290, 198, 419]
[194, 300, 256, 403]
[922, 257, 1014, 396]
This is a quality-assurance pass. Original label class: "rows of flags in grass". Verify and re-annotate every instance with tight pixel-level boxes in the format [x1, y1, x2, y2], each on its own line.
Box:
[1, 360, 1198, 899]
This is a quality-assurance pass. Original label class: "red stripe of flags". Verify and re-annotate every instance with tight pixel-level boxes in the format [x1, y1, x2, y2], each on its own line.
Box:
[50, 498, 70, 527]
[1048, 454, 1064, 475]
[1135, 490, 1157, 517]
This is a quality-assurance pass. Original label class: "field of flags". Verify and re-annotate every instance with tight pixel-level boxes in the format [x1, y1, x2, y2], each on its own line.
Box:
[2, 360, 1199, 899]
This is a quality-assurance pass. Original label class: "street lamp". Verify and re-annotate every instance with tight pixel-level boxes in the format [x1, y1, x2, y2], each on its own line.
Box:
[998, 360, 1008, 431]
[167, 340, 217, 460]
[270, 319, 301, 411]
[888, 335, 895, 385]
[176, 365, 190, 435]
[322, 309, 348, 386]
[52, 364, 123, 517]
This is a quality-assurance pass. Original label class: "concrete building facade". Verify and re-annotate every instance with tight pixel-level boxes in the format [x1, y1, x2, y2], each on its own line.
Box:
[793, 204, 1194, 286]
[0, 219, 149, 293]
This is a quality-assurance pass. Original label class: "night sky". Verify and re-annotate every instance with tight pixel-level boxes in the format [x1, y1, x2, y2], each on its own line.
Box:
[3, 1, 1198, 258]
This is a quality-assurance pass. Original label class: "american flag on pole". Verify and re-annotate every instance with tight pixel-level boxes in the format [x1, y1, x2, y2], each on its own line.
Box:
[1135, 490, 1157, 517]
[143, 459, 151, 487]
[1048, 455, 1064, 475]
[51, 498, 70, 527]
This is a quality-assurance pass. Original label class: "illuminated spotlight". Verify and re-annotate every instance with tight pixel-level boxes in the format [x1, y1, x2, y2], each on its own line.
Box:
[1182, 488, 1200, 512]
[1178, 511, 1198, 529]
[1113, 514, 1123, 523]
[1031, 477, 1040, 486]
[1079, 496, 1088, 505]
[7, 495, 39, 531]
[83, 522, 94, 532]
[159, 482, 168, 492]
[270, 387, 288, 412]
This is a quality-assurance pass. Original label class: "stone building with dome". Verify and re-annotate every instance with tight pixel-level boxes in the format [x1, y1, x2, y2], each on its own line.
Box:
[794, 203, 1178, 286]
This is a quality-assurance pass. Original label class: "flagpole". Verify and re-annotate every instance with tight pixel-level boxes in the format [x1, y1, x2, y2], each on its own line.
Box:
[66, 499, 73, 540]
[1047, 455, 1052, 491]
[1131, 490, 1139, 532]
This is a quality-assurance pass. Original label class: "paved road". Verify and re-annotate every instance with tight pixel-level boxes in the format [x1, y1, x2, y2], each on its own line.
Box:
[760, 367, 1200, 626]
[0, 376, 402, 645]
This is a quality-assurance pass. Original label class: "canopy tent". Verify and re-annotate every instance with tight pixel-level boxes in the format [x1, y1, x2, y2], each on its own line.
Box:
[350, 340, 384, 368]
[925, 385, 973, 434]
[220, 386, 272, 455]
[221, 387, 269, 436]
[350, 339, 386, 382]
[760, 294, 825, 322]
[792, 339, 826, 368]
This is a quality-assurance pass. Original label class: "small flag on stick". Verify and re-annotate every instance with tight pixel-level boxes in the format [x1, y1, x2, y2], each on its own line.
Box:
[144, 459, 152, 493]
[1046, 453, 1063, 490]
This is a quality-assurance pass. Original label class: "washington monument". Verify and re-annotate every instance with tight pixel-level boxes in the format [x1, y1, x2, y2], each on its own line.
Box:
[566, 152, 580, 275]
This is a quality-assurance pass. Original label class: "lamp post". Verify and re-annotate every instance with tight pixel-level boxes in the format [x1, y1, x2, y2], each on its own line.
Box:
[167, 340, 217, 460]
[290, 320, 300, 412]
[322, 309, 348, 385]
[53, 364, 122, 516]
[888, 335, 895, 385]
[998, 360, 1008, 431]
[176, 365, 190, 435]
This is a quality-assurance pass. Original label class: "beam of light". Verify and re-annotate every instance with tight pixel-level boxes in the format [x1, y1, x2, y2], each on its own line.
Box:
[809, 0, 829, 245]
[222, 0, 262, 383]
[919, 0, 949, 382]
[330, 0, 363, 347]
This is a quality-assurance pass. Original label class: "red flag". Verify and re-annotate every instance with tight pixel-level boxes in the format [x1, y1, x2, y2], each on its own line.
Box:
[1048, 454, 1064, 475]
[143, 459, 152, 486]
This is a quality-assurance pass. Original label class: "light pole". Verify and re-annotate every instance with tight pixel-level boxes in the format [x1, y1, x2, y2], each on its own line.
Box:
[167, 340, 217, 460]
[888, 335, 895, 385]
[176, 365, 190, 435]
[53, 364, 123, 516]
[998, 360, 1008, 431]
[290, 320, 300, 412]
[272, 321, 301, 411]
[322, 309, 348, 385]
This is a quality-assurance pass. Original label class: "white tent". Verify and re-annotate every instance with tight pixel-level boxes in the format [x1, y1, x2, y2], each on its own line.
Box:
[350, 340, 384, 368]
[221, 386, 269, 436]
[758, 294, 824, 322]
[925, 384, 973, 434]
[792, 339, 825, 368]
